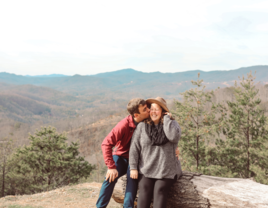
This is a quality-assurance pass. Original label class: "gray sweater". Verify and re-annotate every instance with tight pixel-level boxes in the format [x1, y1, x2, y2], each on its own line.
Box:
[129, 115, 182, 179]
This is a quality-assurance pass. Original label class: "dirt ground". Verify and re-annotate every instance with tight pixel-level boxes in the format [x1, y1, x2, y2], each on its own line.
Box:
[0, 182, 122, 208]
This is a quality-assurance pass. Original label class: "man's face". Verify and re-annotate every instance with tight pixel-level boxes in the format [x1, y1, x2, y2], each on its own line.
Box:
[135, 104, 150, 121]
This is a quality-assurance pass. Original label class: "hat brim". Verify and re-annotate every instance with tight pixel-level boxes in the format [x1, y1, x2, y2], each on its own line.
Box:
[146, 98, 169, 112]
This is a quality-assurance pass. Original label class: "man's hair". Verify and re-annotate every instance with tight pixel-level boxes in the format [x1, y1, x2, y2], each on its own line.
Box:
[127, 98, 146, 116]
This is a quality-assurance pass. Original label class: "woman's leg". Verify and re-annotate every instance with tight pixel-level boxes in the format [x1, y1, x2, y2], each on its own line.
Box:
[137, 175, 155, 208]
[153, 177, 176, 208]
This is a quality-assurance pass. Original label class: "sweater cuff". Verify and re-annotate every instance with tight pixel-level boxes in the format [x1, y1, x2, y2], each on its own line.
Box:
[164, 114, 170, 120]
[129, 164, 137, 170]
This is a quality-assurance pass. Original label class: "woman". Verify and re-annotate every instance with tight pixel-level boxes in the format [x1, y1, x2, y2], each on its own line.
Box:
[129, 97, 182, 208]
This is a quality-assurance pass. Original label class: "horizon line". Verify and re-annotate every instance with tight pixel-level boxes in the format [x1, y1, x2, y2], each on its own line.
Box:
[0, 65, 267, 77]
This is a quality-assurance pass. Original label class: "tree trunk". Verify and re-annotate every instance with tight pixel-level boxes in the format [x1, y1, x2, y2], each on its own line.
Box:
[111, 171, 268, 208]
[247, 111, 250, 178]
[196, 136, 199, 169]
[1, 158, 5, 198]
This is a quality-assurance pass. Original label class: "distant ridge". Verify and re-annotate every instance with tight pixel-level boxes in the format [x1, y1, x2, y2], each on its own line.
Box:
[92, 68, 140, 77]
[1, 65, 267, 77]
[1, 65, 268, 124]
[25, 74, 68, 77]
[0, 65, 267, 90]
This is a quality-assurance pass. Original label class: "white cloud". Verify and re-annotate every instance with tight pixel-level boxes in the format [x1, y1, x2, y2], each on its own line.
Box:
[256, 23, 268, 31]
[232, 1, 268, 11]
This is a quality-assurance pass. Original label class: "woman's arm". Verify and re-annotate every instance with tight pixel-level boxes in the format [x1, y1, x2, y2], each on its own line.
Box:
[163, 115, 181, 143]
[129, 123, 142, 176]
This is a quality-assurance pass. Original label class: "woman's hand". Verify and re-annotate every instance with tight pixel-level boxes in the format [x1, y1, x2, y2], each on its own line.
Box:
[165, 112, 172, 117]
[130, 170, 138, 179]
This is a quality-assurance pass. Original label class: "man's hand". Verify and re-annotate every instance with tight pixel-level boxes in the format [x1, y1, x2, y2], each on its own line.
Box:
[130, 170, 138, 179]
[176, 147, 180, 160]
[105, 169, 118, 183]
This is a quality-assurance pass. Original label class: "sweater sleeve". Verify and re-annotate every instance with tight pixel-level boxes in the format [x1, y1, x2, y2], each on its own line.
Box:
[163, 115, 181, 143]
[129, 124, 142, 170]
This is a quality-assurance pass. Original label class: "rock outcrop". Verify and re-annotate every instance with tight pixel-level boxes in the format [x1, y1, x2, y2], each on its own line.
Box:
[111, 172, 268, 208]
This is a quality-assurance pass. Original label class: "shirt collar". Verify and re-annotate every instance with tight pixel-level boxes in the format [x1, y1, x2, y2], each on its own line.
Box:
[127, 115, 137, 128]
[132, 117, 139, 127]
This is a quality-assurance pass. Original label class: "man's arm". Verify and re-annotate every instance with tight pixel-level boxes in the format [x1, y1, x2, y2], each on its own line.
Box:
[101, 122, 125, 182]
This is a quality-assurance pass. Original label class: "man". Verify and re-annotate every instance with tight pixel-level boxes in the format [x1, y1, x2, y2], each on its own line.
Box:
[96, 98, 150, 208]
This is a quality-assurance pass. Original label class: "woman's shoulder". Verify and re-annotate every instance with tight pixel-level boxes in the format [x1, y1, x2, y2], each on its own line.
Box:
[136, 121, 146, 129]
[132, 122, 146, 141]
[133, 122, 145, 134]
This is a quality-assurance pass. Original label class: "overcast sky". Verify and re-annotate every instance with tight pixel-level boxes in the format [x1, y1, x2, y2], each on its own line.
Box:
[0, 0, 267, 75]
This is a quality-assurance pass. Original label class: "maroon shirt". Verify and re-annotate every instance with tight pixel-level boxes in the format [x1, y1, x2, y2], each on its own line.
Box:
[101, 115, 137, 169]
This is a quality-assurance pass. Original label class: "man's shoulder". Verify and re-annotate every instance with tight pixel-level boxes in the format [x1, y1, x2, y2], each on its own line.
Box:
[114, 115, 133, 130]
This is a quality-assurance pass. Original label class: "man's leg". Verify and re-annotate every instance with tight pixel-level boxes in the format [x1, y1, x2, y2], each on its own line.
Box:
[123, 165, 139, 208]
[96, 155, 128, 208]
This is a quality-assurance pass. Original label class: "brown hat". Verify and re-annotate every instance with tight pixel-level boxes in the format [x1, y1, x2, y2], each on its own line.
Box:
[146, 97, 169, 112]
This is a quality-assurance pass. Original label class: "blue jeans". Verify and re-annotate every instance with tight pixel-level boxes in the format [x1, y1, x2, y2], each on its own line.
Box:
[96, 155, 138, 208]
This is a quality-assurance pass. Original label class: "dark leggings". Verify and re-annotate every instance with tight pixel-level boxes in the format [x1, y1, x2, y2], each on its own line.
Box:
[137, 174, 176, 208]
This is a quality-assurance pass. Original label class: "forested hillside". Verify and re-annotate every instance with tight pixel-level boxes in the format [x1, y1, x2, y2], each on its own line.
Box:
[1, 66, 268, 148]
[1, 66, 268, 97]
[1, 67, 268, 198]
[0, 65, 268, 125]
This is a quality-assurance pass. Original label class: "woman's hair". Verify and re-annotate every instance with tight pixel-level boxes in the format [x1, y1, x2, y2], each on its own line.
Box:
[145, 103, 174, 125]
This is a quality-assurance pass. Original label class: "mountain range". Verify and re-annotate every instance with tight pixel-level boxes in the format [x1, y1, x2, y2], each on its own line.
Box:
[0, 65, 268, 124]
[1, 65, 268, 92]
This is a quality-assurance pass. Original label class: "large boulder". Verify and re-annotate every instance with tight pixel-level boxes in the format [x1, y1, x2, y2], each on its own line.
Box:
[111, 172, 268, 208]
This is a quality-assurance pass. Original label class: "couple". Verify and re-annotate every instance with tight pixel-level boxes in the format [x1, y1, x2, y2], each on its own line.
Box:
[96, 97, 182, 208]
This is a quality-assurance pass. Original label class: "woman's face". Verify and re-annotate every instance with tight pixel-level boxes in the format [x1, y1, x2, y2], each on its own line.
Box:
[150, 103, 162, 124]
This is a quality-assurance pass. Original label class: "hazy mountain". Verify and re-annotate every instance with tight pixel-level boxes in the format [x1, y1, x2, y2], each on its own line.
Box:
[1, 65, 267, 90]
[2, 66, 268, 156]
[25, 74, 68, 77]
[0, 65, 268, 124]
[0, 83, 128, 124]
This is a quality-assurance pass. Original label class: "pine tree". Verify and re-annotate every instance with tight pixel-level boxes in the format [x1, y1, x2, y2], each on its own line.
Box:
[174, 73, 221, 172]
[210, 72, 268, 183]
[0, 138, 14, 197]
[250, 139, 268, 184]
[12, 126, 95, 194]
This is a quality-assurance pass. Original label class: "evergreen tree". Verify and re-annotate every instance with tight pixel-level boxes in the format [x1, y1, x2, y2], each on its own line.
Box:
[209, 72, 268, 183]
[12, 126, 95, 194]
[250, 139, 268, 184]
[174, 73, 221, 172]
[0, 138, 14, 197]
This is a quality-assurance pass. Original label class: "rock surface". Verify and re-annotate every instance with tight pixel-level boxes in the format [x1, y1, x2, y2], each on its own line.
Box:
[111, 172, 268, 208]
